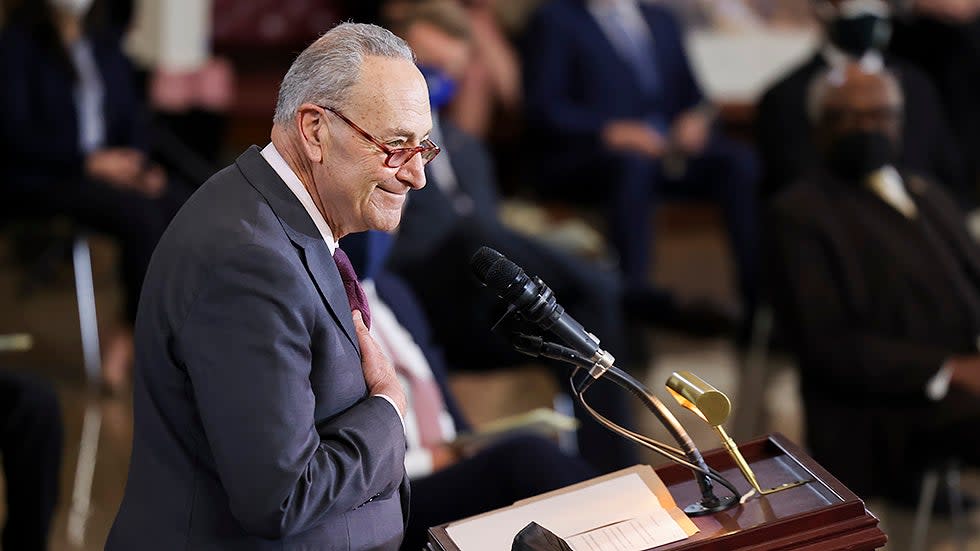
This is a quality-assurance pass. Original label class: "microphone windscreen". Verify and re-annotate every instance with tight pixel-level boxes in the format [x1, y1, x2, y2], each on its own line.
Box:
[470, 247, 522, 292]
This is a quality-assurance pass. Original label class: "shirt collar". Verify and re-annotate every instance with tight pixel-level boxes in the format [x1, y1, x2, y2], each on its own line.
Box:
[260, 142, 338, 254]
[866, 165, 918, 219]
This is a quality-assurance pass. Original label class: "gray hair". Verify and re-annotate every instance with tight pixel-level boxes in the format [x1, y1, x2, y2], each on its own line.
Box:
[272, 22, 415, 127]
[805, 59, 899, 123]
[806, 65, 844, 124]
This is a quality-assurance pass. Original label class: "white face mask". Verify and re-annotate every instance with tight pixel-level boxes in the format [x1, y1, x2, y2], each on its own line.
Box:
[49, 0, 95, 17]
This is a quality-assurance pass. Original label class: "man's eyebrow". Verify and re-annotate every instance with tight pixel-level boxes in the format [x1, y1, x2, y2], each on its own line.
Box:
[384, 127, 417, 140]
[383, 127, 433, 141]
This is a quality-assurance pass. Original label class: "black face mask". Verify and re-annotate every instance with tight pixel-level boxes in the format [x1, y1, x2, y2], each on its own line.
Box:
[828, 14, 892, 57]
[825, 130, 898, 180]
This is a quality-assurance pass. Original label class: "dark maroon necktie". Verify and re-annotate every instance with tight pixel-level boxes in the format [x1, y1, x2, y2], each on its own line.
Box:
[333, 247, 371, 330]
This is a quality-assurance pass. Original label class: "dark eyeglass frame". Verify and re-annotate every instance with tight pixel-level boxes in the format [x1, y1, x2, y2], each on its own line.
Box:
[318, 105, 440, 168]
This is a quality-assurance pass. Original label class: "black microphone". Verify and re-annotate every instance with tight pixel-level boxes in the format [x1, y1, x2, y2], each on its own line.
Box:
[470, 247, 615, 376]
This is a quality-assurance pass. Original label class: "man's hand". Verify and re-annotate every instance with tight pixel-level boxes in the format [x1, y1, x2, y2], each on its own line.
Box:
[671, 110, 711, 155]
[353, 310, 407, 416]
[601, 120, 666, 158]
[948, 354, 980, 395]
[85, 148, 145, 189]
[138, 164, 168, 198]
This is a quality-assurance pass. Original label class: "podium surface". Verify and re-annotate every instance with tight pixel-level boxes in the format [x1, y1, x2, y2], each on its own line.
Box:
[428, 433, 887, 550]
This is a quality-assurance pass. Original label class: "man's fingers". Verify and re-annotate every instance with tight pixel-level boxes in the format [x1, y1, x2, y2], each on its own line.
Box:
[352, 310, 366, 332]
[352, 310, 383, 362]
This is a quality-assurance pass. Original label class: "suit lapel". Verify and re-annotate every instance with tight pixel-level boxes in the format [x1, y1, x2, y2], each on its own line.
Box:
[572, 2, 651, 93]
[234, 146, 361, 355]
[302, 241, 361, 355]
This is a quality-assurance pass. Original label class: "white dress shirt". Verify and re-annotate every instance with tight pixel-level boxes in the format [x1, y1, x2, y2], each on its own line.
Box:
[68, 38, 106, 154]
[362, 281, 457, 478]
[259, 142, 405, 426]
[587, 0, 653, 57]
[867, 166, 917, 219]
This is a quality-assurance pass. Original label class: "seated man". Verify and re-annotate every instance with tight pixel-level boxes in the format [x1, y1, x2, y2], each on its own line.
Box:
[386, 1, 638, 473]
[343, 230, 598, 551]
[522, 0, 760, 332]
[768, 62, 980, 500]
[0, 369, 62, 551]
[756, 0, 968, 204]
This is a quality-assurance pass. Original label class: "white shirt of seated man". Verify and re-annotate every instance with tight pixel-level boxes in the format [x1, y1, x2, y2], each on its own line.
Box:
[362, 281, 458, 478]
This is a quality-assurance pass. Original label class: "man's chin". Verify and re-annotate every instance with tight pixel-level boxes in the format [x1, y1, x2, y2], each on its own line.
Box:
[366, 210, 402, 233]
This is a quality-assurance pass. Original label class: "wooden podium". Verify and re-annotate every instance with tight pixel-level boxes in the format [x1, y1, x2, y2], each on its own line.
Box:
[427, 433, 887, 550]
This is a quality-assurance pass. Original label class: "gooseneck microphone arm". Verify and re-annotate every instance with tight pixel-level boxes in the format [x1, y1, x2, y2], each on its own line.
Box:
[471, 247, 739, 515]
[513, 334, 741, 509]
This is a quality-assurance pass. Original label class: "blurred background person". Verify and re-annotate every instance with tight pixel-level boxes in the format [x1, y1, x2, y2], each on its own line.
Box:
[344, 230, 597, 551]
[0, 368, 62, 551]
[756, 0, 970, 207]
[364, 0, 523, 142]
[522, 0, 761, 339]
[385, 0, 639, 473]
[0, 0, 189, 393]
[890, 0, 980, 201]
[768, 62, 980, 503]
[125, 0, 234, 170]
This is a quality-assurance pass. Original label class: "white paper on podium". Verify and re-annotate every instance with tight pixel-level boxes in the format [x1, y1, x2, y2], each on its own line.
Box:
[445, 471, 691, 551]
[565, 513, 688, 551]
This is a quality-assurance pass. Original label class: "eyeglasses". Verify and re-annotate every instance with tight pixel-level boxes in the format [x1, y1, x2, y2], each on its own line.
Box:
[318, 105, 440, 168]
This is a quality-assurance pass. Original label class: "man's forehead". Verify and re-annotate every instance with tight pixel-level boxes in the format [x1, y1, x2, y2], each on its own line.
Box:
[356, 56, 425, 96]
[346, 56, 431, 132]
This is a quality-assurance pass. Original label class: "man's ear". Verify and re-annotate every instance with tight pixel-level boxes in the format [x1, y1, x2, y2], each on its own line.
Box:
[296, 104, 328, 163]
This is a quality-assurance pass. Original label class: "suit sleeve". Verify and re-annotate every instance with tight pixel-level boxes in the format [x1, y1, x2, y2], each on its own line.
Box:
[176, 244, 406, 539]
[768, 206, 949, 397]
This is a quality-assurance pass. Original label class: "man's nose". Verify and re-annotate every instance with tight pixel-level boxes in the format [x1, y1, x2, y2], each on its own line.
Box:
[396, 153, 427, 190]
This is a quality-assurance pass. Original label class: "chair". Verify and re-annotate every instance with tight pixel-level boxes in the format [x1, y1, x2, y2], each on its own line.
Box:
[910, 458, 968, 551]
[2, 224, 105, 545]
[69, 234, 102, 387]
[3, 221, 102, 386]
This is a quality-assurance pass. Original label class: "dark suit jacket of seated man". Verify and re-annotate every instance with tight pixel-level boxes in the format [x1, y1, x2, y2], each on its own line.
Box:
[770, 167, 980, 498]
[522, 0, 759, 316]
[107, 23, 435, 550]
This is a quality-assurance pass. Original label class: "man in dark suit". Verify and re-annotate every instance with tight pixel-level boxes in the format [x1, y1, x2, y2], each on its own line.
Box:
[107, 23, 433, 549]
[769, 62, 980, 500]
[522, 0, 760, 330]
[388, 5, 639, 473]
[756, 0, 969, 205]
[0, 2, 191, 391]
